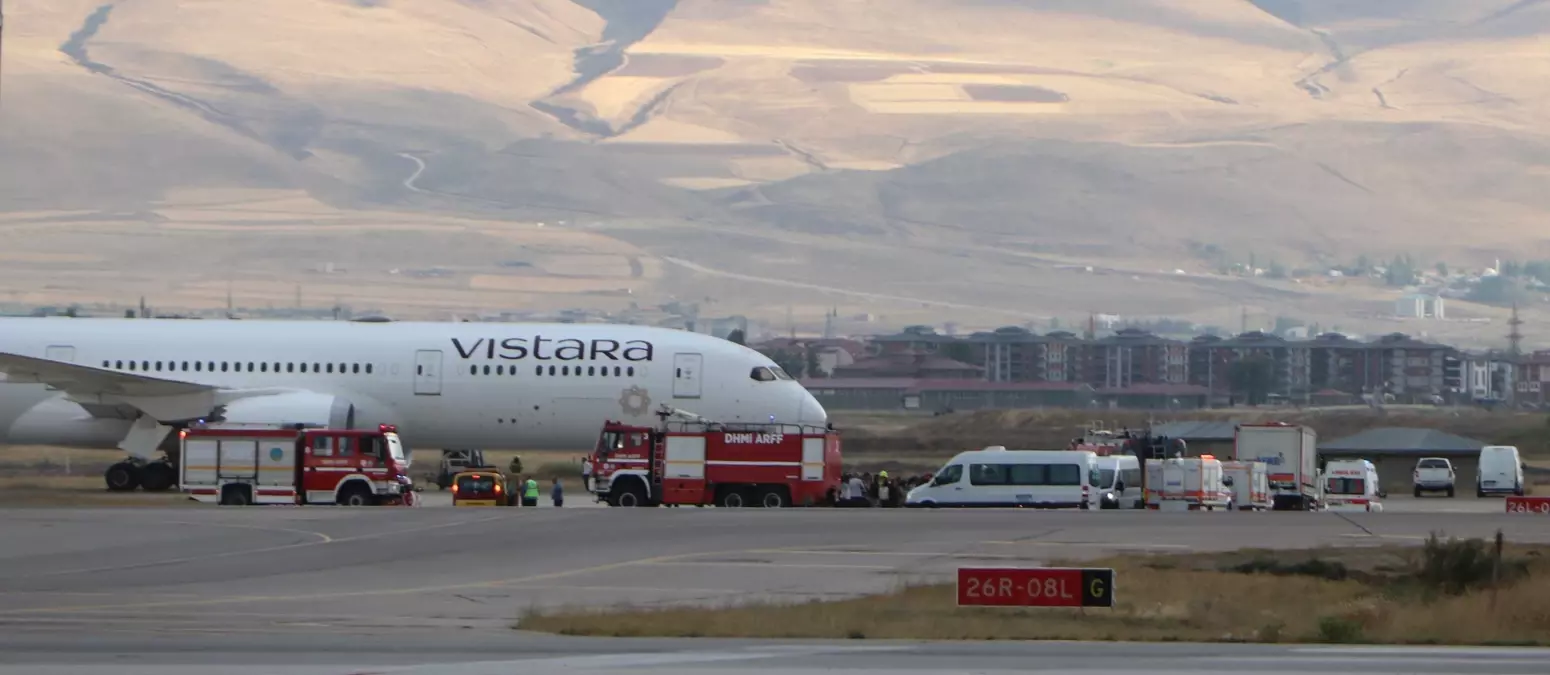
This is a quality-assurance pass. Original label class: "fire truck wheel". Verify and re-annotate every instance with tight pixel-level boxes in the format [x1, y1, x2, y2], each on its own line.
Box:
[611, 481, 648, 507]
[717, 489, 748, 508]
[140, 462, 176, 492]
[104, 462, 141, 492]
[220, 486, 253, 506]
[758, 488, 788, 508]
[338, 484, 376, 507]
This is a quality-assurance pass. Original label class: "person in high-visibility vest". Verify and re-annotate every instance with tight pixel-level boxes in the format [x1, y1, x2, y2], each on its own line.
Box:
[522, 477, 540, 507]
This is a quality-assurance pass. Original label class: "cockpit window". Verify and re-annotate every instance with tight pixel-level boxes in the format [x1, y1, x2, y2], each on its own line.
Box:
[750, 367, 777, 382]
[771, 367, 794, 380]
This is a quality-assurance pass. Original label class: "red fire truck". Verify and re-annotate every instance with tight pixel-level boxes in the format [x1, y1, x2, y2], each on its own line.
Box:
[178, 423, 415, 506]
[583, 413, 842, 508]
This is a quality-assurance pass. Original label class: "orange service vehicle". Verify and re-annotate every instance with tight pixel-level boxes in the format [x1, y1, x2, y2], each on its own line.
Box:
[451, 469, 515, 507]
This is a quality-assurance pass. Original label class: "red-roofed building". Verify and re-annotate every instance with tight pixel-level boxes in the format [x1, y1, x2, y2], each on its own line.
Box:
[830, 352, 983, 380]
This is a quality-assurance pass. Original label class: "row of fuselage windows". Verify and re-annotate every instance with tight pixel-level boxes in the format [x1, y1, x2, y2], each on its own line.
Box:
[470, 364, 636, 378]
[102, 359, 641, 379]
[103, 359, 374, 375]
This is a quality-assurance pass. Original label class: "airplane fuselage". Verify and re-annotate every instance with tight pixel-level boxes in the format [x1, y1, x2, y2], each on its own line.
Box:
[0, 318, 825, 454]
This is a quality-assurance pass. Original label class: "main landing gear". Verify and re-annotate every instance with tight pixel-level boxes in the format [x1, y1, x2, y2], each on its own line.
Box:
[104, 415, 178, 492]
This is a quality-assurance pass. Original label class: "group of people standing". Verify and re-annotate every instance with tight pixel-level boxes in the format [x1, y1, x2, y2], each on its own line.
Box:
[834, 470, 932, 507]
[506, 456, 565, 507]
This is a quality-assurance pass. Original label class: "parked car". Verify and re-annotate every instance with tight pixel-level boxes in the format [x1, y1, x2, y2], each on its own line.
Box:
[1412, 457, 1455, 498]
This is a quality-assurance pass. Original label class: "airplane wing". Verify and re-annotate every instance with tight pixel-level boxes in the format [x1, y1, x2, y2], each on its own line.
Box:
[0, 351, 215, 397]
[0, 351, 298, 422]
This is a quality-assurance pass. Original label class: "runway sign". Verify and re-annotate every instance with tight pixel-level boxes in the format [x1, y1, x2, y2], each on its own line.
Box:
[1505, 496, 1550, 514]
[956, 567, 1114, 608]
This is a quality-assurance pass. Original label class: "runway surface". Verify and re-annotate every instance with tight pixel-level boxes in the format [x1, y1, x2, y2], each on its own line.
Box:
[4, 632, 1550, 674]
[2, 501, 1548, 673]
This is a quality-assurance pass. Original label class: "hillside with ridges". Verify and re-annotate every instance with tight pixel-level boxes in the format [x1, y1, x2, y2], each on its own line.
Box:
[1, 0, 1548, 341]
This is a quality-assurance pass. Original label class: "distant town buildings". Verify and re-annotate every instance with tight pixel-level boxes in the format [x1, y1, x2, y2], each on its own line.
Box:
[772, 324, 1550, 412]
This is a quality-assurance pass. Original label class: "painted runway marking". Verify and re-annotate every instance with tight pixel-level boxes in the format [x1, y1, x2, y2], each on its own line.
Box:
[8, 512, 520, 579]
[0, 544, 862, 616]
[1336, 534, 1429, 540]
[646, 561, 897, 570]
[743, 548, 1036, 559]
[1293, 645, 1550, 656]
[983, 540, 1191, 549]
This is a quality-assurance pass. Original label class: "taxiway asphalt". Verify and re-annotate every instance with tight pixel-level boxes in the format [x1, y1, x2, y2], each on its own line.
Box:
[1, 502, 1547, 673]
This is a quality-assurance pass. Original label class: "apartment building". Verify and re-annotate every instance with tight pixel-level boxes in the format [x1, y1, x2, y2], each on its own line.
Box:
[845, 326, 1465, 402]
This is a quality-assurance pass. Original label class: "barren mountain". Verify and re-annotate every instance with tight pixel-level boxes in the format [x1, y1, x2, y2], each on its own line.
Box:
[1, 0, 1547, 341]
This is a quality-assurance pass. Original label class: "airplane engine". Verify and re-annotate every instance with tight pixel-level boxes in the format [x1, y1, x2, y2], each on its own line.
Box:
[206, 392, 358, 430]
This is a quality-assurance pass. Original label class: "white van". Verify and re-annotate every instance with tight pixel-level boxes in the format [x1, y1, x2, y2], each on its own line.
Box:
[905, 449, 1101, 509]
[1144, 456, 1234, 511]
[1095, 455, 1143, 509]
[1320, 459, 1385, 512]
[1477, 445, 1525, 497]
[1221, 460, 1272, 511]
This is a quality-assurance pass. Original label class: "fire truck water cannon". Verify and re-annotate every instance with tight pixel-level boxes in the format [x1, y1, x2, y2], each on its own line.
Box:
[585, 408, 843, 509]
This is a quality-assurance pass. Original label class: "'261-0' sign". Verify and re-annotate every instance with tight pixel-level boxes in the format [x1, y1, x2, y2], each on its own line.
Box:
[1506, 496, 1550, 514]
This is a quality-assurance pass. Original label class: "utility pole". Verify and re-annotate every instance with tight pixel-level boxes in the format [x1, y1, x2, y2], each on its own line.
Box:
[1, 0, 7, 112]
[1206, 349, 1214, 409]
[1508, 303, 1523, 357]
[1, 0, 7, 113]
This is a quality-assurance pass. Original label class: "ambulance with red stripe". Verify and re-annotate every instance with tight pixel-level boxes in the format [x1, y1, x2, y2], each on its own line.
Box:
[584, 407, 841, 508]
[1319, 459, 1386, 512]
[178, 423, 414, 506]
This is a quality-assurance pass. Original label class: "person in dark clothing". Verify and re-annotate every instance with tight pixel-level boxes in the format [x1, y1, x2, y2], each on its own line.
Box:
[551, 478, 563, 507]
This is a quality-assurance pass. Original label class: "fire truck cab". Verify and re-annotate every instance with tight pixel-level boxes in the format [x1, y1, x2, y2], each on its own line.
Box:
[584, 408, 841, 508]
[179, 424, 414, 506]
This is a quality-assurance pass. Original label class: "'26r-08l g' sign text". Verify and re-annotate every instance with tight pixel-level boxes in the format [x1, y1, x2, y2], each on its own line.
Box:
[957, 567, 1115, 608]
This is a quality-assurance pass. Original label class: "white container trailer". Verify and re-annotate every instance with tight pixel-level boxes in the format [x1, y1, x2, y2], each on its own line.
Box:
[1144, 456, 1233, 511]
[1232, 423, 1319, 511]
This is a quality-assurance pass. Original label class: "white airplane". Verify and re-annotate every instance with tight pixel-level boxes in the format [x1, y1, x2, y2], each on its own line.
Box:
[0, 317, 826, 491]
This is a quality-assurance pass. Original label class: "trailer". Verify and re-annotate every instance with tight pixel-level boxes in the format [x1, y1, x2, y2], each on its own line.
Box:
[1232, 423, 1319, 510]
[179, 423, 413, 506]
[584, 406, 841, 508]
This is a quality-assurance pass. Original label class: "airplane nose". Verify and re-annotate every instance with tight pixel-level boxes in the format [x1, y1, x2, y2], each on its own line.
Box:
[798, 391, 828, 427]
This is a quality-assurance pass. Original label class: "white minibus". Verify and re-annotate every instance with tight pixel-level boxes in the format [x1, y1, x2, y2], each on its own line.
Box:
[905, 448, 1101, 509]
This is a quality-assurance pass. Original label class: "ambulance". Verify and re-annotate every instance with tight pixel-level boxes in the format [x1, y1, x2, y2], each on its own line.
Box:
[1319, 459, 1386, 512]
